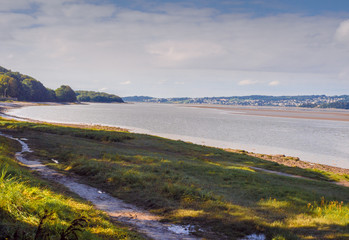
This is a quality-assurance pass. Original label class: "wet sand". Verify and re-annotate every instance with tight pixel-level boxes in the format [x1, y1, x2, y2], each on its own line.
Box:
[187, 104, 349, 122]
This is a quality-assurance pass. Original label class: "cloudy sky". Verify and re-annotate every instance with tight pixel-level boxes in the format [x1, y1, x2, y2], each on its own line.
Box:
[1, 0, 349, 97]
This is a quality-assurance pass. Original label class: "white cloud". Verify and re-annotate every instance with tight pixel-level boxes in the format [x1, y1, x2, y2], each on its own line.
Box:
[146, 40, 223, 63]
[0, 0, 31, 11]
[98, 87, 108, 92]
[238, 79, 258, 86]
[120, 81, 131, 85]
[174, 81, 184, 85]
[269, 81, 280, 86]
[0, 1, 348, 96]
[335, 19, 349, 43]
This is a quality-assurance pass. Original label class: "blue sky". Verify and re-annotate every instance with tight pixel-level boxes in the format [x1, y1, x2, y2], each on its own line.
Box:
[104, 0, 349, 16]
[1, 0, 349, 97]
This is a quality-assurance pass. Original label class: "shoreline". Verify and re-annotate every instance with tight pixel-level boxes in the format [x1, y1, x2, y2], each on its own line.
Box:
[1, 101, 348, 174]
[0, 101, 129, 132]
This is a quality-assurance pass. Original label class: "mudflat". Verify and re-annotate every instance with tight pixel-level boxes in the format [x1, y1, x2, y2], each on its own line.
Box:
[188, 104, 349, 122]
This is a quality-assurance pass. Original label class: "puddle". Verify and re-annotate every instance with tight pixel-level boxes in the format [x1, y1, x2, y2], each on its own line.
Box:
[0, 132, 200, 240]
[240, 234, 266, 240]
[168, 224, 197, 235]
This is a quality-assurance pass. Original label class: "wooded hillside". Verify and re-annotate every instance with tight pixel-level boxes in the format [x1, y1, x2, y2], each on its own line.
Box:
[0, 66, 76, 102]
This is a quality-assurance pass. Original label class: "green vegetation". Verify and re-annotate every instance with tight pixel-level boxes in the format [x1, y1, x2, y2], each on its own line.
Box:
[320, 101, 349, 109]
[55, 85, 77, 102]
[0, 133, 143, 239]
[76, 91, 124, 103]
[300, 101, 349, 109]
[1, 118, 348, 239]
[0, 66, 76, 102]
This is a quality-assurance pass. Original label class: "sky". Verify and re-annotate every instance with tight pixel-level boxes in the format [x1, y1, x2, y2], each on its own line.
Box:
[1, 0, 349, 97]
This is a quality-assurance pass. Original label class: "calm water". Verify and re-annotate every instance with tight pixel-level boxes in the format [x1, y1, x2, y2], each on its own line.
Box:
[8, 103, 349, 168]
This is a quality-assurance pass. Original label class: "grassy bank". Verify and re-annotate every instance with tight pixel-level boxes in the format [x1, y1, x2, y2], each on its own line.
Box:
[1, 118, 349, 239]
[0, 132, 143, 239]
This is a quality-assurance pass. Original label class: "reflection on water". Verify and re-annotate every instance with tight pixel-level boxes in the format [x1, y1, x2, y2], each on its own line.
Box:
[8, 103, 349, 168]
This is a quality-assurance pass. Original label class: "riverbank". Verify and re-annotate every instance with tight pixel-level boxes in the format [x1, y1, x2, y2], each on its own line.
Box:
[1, 117, 348, 239]
[0, 101, 130, 132]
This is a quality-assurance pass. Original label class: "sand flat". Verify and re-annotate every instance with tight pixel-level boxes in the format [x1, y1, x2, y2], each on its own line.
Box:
[187, 105, 349, 122]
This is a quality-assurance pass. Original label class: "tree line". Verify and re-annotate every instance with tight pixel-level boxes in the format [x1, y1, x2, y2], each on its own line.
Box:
[300, 101, 349, 109]
[0, 66, 76, 102]
[75, 91, 124, 103]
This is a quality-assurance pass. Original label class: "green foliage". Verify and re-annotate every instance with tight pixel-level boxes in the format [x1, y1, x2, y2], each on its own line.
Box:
[0, 75, 16, 98]
[0, 66, 75, 102]
[75, 91, 123, 103]
[320, 101, 349, 109]
[300, 101, 349, 109]
[55, 85, 77, 102]
[21, 78, 53, 102]
[0, 66, 10, 73]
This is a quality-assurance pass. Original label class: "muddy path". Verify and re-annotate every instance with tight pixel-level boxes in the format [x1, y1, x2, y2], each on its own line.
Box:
[0, 132, 202, 240]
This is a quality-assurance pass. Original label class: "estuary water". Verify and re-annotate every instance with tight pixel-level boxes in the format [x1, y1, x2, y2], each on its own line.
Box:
[8, 103, 349, 169]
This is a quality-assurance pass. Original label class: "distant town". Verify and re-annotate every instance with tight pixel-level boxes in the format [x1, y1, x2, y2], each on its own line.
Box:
[123, 95, 349, 109]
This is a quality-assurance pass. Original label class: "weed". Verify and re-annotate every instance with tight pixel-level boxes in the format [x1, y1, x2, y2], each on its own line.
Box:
[60, 216, 87, 240]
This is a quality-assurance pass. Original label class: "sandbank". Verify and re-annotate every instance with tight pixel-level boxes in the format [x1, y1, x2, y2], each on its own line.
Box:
[187, 104, 349, 122]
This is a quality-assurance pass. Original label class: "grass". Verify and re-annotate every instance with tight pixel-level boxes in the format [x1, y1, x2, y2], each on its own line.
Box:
[1, 117, 349, 239]
[0, 134, 143, 240]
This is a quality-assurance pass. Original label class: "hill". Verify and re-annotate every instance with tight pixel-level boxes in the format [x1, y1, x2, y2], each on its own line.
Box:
[123, 95, 349, 109]
[0, 66, 76, 102]
[76, 90, 124, 103]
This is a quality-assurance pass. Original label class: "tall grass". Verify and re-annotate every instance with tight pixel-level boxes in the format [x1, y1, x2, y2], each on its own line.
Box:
[0, 136, 143, 240]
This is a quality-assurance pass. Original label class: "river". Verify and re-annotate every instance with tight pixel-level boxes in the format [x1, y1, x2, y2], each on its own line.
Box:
[7, 103, 349, 169]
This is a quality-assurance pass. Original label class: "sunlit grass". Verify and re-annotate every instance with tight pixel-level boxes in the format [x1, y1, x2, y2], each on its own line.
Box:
[1, 117, 349, 239]
[0, 136, 143, 240]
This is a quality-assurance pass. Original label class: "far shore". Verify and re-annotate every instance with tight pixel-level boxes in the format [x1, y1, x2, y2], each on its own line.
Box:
[1, 100, 349, 175]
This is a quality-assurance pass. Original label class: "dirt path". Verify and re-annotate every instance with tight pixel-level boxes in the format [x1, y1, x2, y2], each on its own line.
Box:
[250, 166, 349, 187]
[0, 132, 201, 240]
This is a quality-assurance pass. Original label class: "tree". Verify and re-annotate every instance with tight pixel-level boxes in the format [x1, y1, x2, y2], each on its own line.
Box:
[75, 90, 124, 103]
[20, 78, 52, 102]
[55, 85, 77, 102]
[46, 88, 57, 102]
[0, 66, 10, 73]
[8, 77, 20, 98]
[0, 75, 11, 97]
